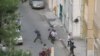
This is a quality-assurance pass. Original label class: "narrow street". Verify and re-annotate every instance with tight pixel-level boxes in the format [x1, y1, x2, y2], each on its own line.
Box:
[0, 0, 98, 56]
[18, 1, 67, 56]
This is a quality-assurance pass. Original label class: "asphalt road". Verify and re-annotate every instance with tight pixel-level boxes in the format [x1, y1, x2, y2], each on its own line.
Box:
[18, 1, 50, 56]
[18, 1, 67, 56]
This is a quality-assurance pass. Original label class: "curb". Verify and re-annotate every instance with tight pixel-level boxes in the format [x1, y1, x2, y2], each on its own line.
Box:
[59, 39, 70, 53]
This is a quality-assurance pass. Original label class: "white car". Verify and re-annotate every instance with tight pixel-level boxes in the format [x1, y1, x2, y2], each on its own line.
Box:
[15, 30, 23, 45]
[0, 43, 8, 52]
[15, 36, 23, 45]
[29, 0, 45, 9]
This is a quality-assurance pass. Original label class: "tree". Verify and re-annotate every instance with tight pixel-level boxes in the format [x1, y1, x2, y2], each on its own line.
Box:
[0, 0, 32, 56]
[0, 0, 19, 27]
[0, 49, 31, 56]
[0, 0, 19, 44]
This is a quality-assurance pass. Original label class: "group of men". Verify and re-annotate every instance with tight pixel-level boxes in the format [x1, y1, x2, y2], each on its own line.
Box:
[34, 26, 57, 44]
[33, 26, 57, 56]
[33, 26, 76, 56]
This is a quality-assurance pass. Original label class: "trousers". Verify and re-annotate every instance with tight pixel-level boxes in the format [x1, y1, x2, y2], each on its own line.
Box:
[34, 36, 42, 43]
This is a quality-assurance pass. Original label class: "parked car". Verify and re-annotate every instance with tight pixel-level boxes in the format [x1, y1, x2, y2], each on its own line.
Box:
[29, 0, 45, 9]
[14, 30, 23, 45]
[15, 35, 23, 45]
[0, 43, 8, 53]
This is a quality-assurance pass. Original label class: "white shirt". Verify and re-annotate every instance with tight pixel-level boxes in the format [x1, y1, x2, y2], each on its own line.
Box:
[67, 35, 72, 41]
[51, 31, 57, 37]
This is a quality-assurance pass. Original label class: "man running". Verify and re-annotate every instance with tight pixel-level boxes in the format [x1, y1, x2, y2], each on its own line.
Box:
[34, 29, 43, 44]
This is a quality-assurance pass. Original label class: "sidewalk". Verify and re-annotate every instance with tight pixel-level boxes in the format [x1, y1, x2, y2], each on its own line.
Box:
[44, 11, 87, 56]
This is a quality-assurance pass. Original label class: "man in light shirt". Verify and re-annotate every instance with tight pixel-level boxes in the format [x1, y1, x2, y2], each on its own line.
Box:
[67, 33, 73, 46]
[51, 30, 57, 37]
[50, 29, 57, 44]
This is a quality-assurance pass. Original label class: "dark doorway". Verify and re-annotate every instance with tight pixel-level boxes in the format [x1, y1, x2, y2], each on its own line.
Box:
[59, 4, 63, 21]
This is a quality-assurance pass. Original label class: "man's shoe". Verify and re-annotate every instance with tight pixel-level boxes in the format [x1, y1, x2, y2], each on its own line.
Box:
[73, 55, 75, 56]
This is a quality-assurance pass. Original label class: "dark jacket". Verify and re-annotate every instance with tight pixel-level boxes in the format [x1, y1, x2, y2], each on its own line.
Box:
[70, 42, 76, 51]
[35, 30, 41, 37]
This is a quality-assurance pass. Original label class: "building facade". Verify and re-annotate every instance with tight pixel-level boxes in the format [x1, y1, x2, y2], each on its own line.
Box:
[48, 0, 82, 37]
[72, 0, 82, 37]
[48, 0, 100, 56]
[81, 0, 100, 56]
[94, 0, 100, 56]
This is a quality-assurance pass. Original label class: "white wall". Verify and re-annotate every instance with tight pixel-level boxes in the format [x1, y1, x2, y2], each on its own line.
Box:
[72, 0, 82, 37]
[48, 0, 53, 11]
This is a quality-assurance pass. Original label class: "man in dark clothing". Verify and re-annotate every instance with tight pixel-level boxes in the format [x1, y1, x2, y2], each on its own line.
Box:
[48, 25, 54, 31]
[34, 30, 43, 44]
[69, 42, 76, 56]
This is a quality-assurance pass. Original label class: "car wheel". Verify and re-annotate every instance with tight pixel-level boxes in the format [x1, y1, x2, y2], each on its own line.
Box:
[19, 43, 23, 45]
